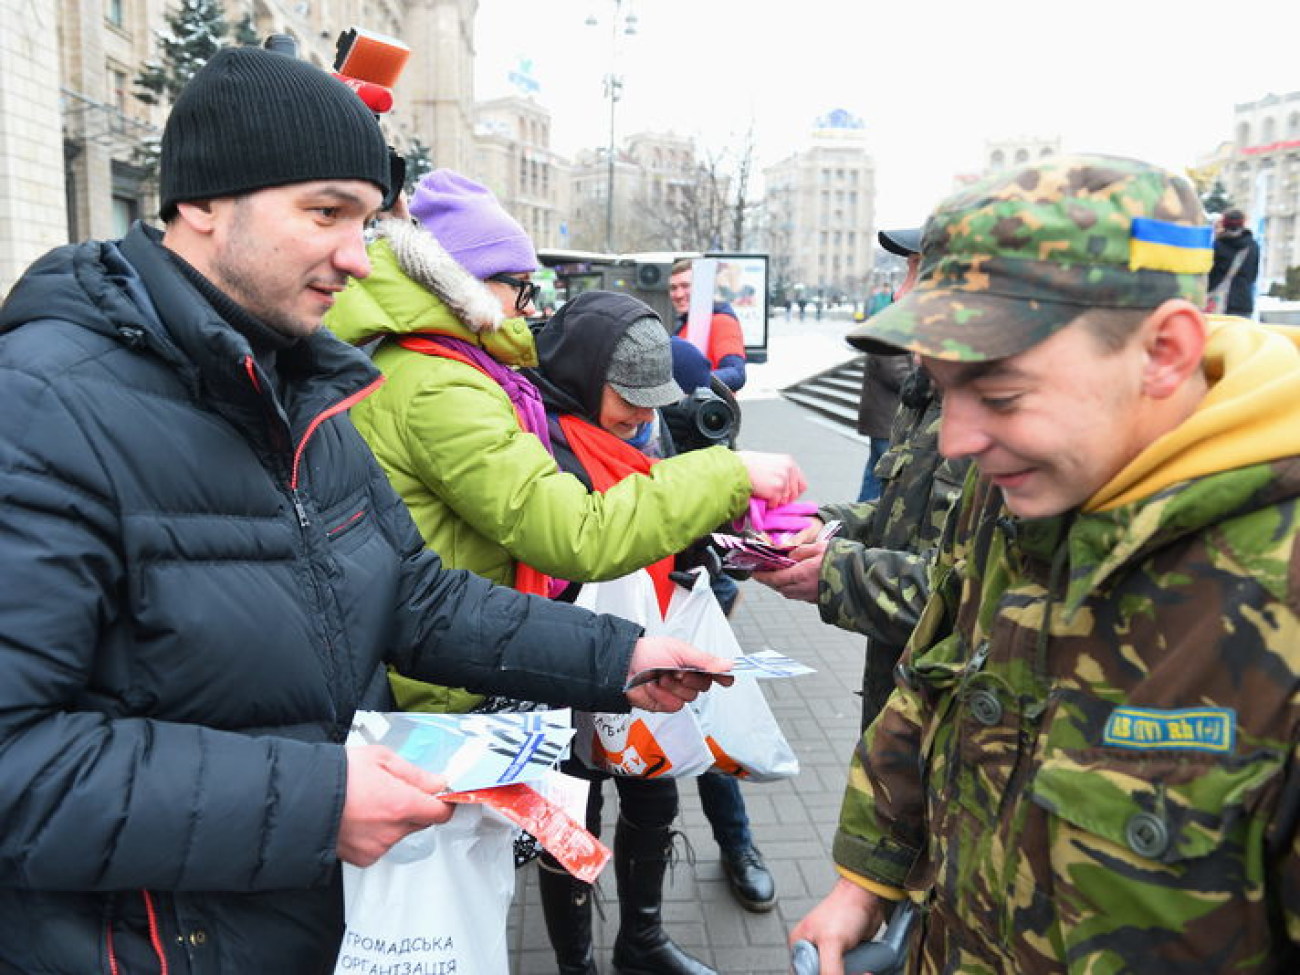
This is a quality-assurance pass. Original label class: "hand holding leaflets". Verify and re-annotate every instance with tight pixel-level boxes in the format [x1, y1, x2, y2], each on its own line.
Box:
[712, 517, 842, 572]
[624, 647, 817, 690]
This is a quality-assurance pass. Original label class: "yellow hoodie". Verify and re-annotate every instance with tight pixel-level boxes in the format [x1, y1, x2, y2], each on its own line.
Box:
[1087, 315, 1300, 512]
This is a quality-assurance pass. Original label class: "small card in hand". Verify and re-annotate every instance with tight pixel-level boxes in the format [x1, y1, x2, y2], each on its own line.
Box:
[623, 649, 815, 690]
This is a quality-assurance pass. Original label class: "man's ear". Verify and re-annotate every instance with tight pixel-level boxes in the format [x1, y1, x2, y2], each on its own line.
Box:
[1140, 299, 1207, 400]
[172, 199, 218, 234]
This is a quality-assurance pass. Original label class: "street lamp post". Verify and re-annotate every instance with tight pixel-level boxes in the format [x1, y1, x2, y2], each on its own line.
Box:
[586, 1, 636, 253]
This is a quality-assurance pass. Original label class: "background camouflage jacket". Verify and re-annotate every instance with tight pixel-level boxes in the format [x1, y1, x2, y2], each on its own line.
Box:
[834, 461, 1300, 973]
[818, 368, 970, 723]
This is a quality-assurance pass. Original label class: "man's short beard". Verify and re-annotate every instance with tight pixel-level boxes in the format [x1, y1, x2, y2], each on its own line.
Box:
[211, 196, 316, 340]
[214, 254, 313, 339]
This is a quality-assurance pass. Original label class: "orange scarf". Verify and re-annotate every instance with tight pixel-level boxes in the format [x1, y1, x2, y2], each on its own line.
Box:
[558, 414, 675, 617]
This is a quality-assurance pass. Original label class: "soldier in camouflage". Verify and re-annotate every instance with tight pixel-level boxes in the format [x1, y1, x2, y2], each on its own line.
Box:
[755, 227, 970, 730]
[791, 154, 1300, 973]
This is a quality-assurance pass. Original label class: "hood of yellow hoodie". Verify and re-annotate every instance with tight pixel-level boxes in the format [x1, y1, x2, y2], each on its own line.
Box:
[1086, 315, 1300, 513]
[325, 218, 538, 369]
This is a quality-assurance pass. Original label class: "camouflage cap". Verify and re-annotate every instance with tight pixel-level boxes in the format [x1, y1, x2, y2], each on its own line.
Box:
[857, 154, 1212, 362]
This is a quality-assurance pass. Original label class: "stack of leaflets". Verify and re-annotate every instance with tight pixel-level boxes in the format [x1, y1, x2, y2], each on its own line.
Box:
[710, 519, 842, 572]
[347, 709, 608, 881]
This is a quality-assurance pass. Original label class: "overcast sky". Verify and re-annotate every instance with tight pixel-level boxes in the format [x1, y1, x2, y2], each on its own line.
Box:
[473, 0, 1298, 231]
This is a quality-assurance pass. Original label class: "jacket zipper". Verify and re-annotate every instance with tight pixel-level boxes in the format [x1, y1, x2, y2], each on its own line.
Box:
[242, 357, 385, 738]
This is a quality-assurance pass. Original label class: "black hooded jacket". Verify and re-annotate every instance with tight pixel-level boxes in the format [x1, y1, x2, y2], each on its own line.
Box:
[0, 224, 640, 973]
[526, 290, 660, 485]
[1209, 228, 1261, 315]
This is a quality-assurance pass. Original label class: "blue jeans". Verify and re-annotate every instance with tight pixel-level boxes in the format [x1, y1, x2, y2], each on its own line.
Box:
[710, 572, 739, 617]
[857, 437, 890, 502]
[696, 771, 751, 851]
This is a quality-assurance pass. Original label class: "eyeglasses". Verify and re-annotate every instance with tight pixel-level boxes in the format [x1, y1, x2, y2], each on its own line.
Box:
[489, 273, 540, 313]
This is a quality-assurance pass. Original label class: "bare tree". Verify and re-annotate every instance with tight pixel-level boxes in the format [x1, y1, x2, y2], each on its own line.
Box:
[726, 124, 757, 251]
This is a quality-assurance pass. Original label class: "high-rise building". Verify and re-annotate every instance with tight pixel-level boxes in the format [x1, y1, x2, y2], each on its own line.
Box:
[762, 109, 876, 306]
[474, 95, 570, 249]
[1222, 91, 1300, 286]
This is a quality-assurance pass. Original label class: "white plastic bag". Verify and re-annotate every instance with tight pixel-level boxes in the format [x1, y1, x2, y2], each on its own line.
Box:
[665, 572, 800, 782]
[574, 569, 798, 781]
[333, 804, 515, 975]
[572, 570, 715, 778]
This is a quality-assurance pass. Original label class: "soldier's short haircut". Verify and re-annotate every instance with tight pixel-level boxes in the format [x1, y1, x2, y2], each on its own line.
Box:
[1077, 307, 1151, 353]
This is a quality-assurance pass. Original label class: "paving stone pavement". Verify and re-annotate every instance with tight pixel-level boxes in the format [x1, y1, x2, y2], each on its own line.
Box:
[508, 394, 874, 974]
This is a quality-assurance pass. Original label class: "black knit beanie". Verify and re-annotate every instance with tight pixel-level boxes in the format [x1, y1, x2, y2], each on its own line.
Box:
[159, 46, 392, 219]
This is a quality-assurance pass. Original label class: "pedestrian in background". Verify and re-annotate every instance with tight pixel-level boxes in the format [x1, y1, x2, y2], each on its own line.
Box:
[853, 228, 919, 501]
[1207, 207, 1260, 316]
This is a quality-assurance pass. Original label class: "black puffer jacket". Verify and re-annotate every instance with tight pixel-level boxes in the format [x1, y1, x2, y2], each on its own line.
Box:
[0, 224, 640, 973]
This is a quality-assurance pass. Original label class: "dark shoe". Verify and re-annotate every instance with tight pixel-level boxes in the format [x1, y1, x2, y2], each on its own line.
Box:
[613, 937, 715, 975]
[611, 818, 717, 975]
[721, 845, 776, 912]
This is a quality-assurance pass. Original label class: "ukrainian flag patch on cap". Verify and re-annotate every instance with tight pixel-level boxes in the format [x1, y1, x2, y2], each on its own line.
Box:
[1129, 218, 1214, 274]
[1103, 706, 1235, 753]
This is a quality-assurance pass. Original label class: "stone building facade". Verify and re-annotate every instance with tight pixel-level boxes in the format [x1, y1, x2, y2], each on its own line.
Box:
[1222, 91, 1300, 286]
[762, 110, 876, 305]
[1, 0, 478, 299]
[474, 95, 570, 250]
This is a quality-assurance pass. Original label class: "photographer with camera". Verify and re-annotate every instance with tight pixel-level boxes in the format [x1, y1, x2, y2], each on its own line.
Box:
[662, 339, 740, 452]
[658, 339, 779, 915]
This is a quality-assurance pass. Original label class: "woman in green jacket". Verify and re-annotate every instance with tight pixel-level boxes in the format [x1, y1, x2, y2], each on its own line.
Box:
[325, 169, 804, 714]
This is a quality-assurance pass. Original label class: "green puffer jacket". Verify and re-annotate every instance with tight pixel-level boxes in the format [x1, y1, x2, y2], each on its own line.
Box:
[327, 219, 751, 712]
[835, 462, 1300, 973]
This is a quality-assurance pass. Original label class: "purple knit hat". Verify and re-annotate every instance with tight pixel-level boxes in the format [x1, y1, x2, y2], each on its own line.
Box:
[408, 168, 538, 278]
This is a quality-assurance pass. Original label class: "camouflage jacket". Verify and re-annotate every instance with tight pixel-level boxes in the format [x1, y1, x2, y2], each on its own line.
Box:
[835, 462, 1300, 973]
[817, 369, 969, 649]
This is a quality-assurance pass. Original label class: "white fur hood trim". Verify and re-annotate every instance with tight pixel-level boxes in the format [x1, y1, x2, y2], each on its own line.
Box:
[375, 218, 506, 334]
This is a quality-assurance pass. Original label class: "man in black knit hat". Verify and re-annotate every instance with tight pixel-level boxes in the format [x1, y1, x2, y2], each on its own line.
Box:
[0, 45, 733, 973]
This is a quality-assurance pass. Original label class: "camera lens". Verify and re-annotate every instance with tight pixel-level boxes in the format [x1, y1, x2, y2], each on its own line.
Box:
[695, 398, 733, 439]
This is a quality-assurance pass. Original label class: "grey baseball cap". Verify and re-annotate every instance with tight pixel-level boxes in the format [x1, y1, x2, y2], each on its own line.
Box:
[607, 316, 685, 408]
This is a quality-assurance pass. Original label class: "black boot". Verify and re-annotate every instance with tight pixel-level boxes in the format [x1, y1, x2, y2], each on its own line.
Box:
[537, 859, 597, 975]
[610, 818, 716, 975]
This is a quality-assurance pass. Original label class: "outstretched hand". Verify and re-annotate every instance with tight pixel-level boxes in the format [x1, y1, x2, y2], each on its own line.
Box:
[625, 636, 734, 711]
[752, 540, 827, 603]
[736, 451, 808, 507]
